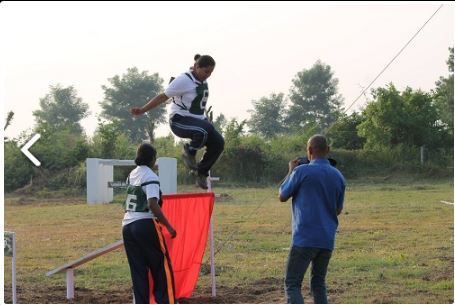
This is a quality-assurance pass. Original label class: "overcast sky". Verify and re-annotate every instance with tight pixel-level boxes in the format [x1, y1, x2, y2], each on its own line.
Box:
[1, 2, 453, 140]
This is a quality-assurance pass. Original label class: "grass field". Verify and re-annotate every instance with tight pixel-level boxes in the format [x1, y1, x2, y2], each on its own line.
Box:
[4, 176, 454, 303]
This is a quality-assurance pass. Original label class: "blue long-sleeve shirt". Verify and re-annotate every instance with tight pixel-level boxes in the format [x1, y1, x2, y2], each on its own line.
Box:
[279, 159, 346, 250]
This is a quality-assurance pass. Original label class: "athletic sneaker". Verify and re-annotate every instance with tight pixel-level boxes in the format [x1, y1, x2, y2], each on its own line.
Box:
[182, 144, 197, 170]
[196, 173, 208, 190]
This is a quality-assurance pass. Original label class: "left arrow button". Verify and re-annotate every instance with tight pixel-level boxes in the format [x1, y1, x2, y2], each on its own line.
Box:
[21, 133, 41, 166]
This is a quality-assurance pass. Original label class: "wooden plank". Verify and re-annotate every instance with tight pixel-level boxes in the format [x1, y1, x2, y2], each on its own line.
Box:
[46, 240, 124, 276]
[98, 159, 135, 166]
[107, 181, 128, 188]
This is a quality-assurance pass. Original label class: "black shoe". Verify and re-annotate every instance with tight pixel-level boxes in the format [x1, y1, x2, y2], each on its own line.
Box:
[196, 173, 208, 190]
[182, 144, 197, 170]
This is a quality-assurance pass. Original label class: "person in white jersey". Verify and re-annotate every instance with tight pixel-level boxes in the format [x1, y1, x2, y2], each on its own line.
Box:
[130, 54, 225, 190]
[122, 143, 177, 304]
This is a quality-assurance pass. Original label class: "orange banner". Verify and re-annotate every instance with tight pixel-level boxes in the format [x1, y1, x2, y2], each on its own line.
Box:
[149, 192, 215, 303]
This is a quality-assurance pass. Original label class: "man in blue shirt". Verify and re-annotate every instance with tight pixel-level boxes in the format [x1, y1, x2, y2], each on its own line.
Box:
[279, 134, 346, 304]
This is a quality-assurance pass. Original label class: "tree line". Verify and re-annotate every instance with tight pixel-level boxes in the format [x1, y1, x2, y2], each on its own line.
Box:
[4, 48, 453, 192]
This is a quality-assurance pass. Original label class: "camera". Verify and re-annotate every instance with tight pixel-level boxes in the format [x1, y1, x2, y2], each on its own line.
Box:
[296, 156, 310, 165]
[296, 156, 337, 167]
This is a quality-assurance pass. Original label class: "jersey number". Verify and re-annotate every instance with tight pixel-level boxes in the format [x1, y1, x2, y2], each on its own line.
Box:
[200, 89, 209, 110]
[125, 194, 137, 211]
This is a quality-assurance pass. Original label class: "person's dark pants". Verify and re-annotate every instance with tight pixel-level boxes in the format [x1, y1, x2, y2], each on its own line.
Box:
[170, 114, 224, 177]
[285, 246, 332, 304]
[123, 219, 176, 304]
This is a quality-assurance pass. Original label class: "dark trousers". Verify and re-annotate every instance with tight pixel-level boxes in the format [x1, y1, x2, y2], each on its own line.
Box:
[123, 219, 176, 304]
[170, 114, 224, 176]
[285, 246, 332, 304]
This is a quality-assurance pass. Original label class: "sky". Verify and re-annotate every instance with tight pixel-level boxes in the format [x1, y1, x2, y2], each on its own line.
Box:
[1, 1, 454, 140]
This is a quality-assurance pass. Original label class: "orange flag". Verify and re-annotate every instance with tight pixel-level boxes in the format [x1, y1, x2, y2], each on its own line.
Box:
[149, 192, 215, 303]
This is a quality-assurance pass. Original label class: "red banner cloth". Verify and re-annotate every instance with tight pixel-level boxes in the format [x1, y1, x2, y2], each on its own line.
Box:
[149, 192, 215, 303]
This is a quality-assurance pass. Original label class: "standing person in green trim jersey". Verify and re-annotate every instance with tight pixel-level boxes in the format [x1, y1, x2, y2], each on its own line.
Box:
[123, 143, 177, 304]
[130, 54, 225, 190]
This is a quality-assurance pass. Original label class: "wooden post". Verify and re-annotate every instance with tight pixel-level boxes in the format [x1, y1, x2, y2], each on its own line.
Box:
[12, 233, 17, 304]
[5, 231, 17, 304]
[66, 269, 74, 299]
[207, 173, 219, 298]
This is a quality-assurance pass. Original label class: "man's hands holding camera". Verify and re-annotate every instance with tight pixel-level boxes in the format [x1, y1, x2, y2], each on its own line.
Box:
[288, 158, 300, 173]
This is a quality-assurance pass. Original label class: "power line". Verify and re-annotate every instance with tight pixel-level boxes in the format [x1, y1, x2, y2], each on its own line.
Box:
[344, 4, 444, 114]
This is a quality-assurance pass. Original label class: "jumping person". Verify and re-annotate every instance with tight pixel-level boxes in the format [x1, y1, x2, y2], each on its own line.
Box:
[130, 54, 225, 190]
[122, 143, 177, 304]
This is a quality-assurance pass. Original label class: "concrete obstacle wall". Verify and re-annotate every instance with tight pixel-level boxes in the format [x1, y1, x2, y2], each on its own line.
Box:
[86, 157, 177, 204]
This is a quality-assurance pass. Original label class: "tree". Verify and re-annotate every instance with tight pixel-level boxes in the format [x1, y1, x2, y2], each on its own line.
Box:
[223, 118, 246, 148]
[4, 111, 14, 131]
[90, 120, 135, 159]
[32, 124, 90, 171]
[100, 67, 166, 143]
[358, 84, 443, 149]
[32, 85, 89, 133]
[448, 47, 454, 73]
[247, 93, 287, 138]
[358, 85, 405, 148]
[212, 113, 227, 135]
[203, 105, 227, 135]
[5, 140, 34, 192]
[4, 111, 14, 141]
[401, 88, 442, 147]
[433, 47, 454, 136]
[326, 112, 365, 149]
[285, 60, 344, 132]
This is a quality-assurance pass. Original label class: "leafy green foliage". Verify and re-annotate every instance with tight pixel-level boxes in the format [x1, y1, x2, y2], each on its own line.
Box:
[358, 84, 449, 149]
[223, 118, 246, 148]
[212, 113, 227, 134]
[432, 47, 454, 138]
[31, 126, 90, 171]
[326, 112, 366, 149]
[100, 67, 166, 143]
[247, 93, 287, 138]
[4, 140, 34, 192]
[32, 85, 89, 134]
[89, 120, 136, 159]
[214, 134, 268, 183]
[286, 60, 343, 131]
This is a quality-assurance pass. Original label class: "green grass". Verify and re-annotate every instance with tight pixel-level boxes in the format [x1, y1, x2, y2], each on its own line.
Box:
[4, 178, 454, 303]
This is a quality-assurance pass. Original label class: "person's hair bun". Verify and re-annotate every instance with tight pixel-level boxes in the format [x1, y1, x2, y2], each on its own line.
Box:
[194, 54, 201, 61]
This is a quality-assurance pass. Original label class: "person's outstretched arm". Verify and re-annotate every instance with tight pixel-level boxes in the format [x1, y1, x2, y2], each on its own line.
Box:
[130, 93, 169, 116]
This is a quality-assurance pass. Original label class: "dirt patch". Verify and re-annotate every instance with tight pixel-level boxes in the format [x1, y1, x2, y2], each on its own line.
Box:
[180, 278, 285, 304]
[4, 285, 132, 304]
[4, 277, 345, 304]
[421, 267, 454, 282]
[215, 193, 234, 202]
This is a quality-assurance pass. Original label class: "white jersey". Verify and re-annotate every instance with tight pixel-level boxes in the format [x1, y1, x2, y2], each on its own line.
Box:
[165, 71, 209, 120]
[122, 165, 160, 227]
